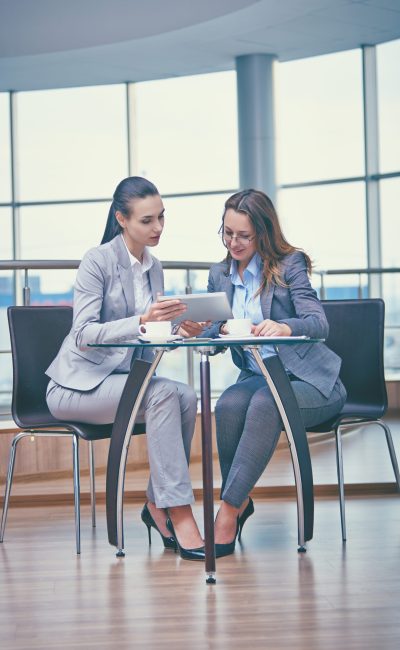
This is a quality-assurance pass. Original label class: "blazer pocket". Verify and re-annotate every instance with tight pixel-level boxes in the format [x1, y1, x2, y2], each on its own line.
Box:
[68, 345, 107, 365]
[294, 342, 312, 359]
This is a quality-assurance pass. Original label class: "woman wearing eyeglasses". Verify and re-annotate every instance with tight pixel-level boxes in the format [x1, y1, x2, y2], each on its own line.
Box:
[203, 189, 347, 557]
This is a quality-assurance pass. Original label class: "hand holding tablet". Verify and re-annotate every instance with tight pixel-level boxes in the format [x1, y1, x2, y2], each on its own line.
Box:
[157, 292, 233, 325]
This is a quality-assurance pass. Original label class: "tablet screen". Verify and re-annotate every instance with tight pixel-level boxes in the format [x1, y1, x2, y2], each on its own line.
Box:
[158, 292, 233, 324]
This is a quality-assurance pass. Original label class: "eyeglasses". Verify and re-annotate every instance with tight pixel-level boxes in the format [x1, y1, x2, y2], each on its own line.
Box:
[221, 230, 255, 247]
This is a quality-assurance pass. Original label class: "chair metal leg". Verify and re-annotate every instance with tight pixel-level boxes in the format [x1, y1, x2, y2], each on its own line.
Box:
[378, 420, 400, 490]
[88, 441, 96, 528]
[72, 435, 81, 554]
[0, 433, 27, 542]
[335, 426, 347, 542]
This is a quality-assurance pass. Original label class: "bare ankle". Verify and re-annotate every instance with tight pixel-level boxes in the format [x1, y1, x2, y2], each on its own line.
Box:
[220, 501, 240, 517]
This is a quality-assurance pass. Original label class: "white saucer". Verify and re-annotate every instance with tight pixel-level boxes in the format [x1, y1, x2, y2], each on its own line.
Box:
[138, 334, 182, 344]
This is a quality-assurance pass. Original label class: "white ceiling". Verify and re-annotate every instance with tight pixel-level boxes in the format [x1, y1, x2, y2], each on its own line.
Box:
[1, 0, 400, 91]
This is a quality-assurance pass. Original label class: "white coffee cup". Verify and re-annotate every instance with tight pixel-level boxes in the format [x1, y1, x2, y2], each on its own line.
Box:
[138, 321, 172, 339]
[226, 318, 252, 336]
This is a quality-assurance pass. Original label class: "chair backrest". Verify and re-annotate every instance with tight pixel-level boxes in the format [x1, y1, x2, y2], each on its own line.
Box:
[321, 299, 387, 415]
[7, 306, 73, 428]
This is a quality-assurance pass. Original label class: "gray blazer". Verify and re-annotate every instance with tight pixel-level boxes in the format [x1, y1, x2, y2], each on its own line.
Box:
[46, 234, 163, 391]
[204, 251, 341, 399]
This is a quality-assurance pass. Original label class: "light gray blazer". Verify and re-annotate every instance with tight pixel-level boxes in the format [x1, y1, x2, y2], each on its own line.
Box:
[46, 234, 163, 391]
[203, 251, 341, 399]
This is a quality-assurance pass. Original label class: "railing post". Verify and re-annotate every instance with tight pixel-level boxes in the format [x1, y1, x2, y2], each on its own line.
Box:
[358, 273, 363, 299]
[23, 268, 30, 306]
[320, 272, 326, 300]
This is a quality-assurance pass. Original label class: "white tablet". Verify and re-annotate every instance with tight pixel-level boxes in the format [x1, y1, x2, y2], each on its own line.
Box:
[158, 292, 233, 325]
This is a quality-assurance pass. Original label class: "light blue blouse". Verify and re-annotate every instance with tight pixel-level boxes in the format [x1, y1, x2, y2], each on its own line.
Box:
[230, 253, 276, 374]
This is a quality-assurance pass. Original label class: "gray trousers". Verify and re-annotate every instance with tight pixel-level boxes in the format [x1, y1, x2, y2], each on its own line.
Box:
[46, 375, 197, 509]
[215, 373, 347, 508]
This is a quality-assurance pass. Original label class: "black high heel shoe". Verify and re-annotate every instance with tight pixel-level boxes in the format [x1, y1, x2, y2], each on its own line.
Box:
[166, 518, 205, 561]
[215, 498, 255, 558]
[215, 517, 239, 558]
[141, 503, 177, 550]
[237, 497, 254, 542]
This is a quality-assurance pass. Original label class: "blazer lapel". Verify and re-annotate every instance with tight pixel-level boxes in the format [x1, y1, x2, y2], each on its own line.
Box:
[111, 235, 136, 316]
[221, 273, 234, 306]
[260, 283, 275, 319]
[149, 262, 163, 301]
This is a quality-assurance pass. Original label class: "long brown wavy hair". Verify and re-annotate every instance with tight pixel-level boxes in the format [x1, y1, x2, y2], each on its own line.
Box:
[220, 189, 312, 292]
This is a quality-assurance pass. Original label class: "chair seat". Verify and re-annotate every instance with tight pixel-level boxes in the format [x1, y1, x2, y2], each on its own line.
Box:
[308, 401, 386, 433]
[13, 415, 146, 440]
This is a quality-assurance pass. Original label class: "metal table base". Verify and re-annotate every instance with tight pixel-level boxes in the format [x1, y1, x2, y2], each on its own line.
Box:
[105, 343, 314, 583]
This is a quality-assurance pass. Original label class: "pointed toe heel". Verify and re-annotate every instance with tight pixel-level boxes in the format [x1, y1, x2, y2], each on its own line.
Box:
[166, 518, 205, 561]
[215, 498, 255, 558]
[215, 518, 240, 559]
[141, 503, 177, 550]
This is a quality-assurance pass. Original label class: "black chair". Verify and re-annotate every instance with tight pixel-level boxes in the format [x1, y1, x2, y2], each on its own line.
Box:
[308, 299, 400, 541]
[0, 306, 145, 553]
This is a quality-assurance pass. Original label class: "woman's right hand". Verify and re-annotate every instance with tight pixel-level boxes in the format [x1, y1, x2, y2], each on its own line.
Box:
[140, 296, 187, 324]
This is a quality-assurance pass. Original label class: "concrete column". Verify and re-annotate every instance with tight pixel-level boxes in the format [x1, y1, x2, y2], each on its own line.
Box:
[362, 45, 382, 298]
[235, 54, 277, 202]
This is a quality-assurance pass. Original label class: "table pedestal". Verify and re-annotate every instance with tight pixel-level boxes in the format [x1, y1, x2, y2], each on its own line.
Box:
[200, 353, 216, 583]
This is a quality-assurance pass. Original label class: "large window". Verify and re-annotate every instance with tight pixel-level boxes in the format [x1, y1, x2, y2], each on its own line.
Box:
[19, 202, 108, 259]
[276, 50, 364, 184]
[377, 39, 400, 174]
[0, 208, 13, 259]
[278, 182, 367, 271]
[276, 49, 367, 301]
[16, 85, 128, 202]
[132, 72, 238, 194]
[0, 93, 11, 202]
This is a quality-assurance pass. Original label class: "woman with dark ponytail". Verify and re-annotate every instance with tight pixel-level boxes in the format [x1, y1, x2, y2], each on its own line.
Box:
[46, 176, 207, 561]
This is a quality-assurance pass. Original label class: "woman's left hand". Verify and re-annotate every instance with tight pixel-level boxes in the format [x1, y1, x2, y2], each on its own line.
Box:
[178, 320, 211, 338]
[252, 319, 292, 337]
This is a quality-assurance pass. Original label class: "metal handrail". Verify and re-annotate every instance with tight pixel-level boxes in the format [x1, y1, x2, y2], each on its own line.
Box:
[1, 260, 400, 273]
[2, 260, 400, 304]
[312, 267, 400, 300]
[0, 260, 212, 270]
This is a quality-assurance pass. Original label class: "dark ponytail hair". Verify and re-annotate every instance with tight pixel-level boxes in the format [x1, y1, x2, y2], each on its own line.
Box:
[100, 176, 159, 244]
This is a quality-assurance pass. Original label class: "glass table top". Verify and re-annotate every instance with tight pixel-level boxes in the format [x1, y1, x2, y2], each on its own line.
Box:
[88, 335, 323, 349]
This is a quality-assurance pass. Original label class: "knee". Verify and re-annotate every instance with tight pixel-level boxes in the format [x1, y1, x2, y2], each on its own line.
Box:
[178, 383, 198, 414]
[147, 378, 179, 407]
[248, 390, 279, 422]
[215, 387, 241, 423]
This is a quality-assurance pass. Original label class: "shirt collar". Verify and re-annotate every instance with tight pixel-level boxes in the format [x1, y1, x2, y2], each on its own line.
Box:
[229, 253, 262, 281]
[120, 234, 153, 273]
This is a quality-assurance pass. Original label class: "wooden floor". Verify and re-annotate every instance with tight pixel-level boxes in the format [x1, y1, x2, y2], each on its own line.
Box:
[1, 497, 400, 650]
[1, 414, 400, 649]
